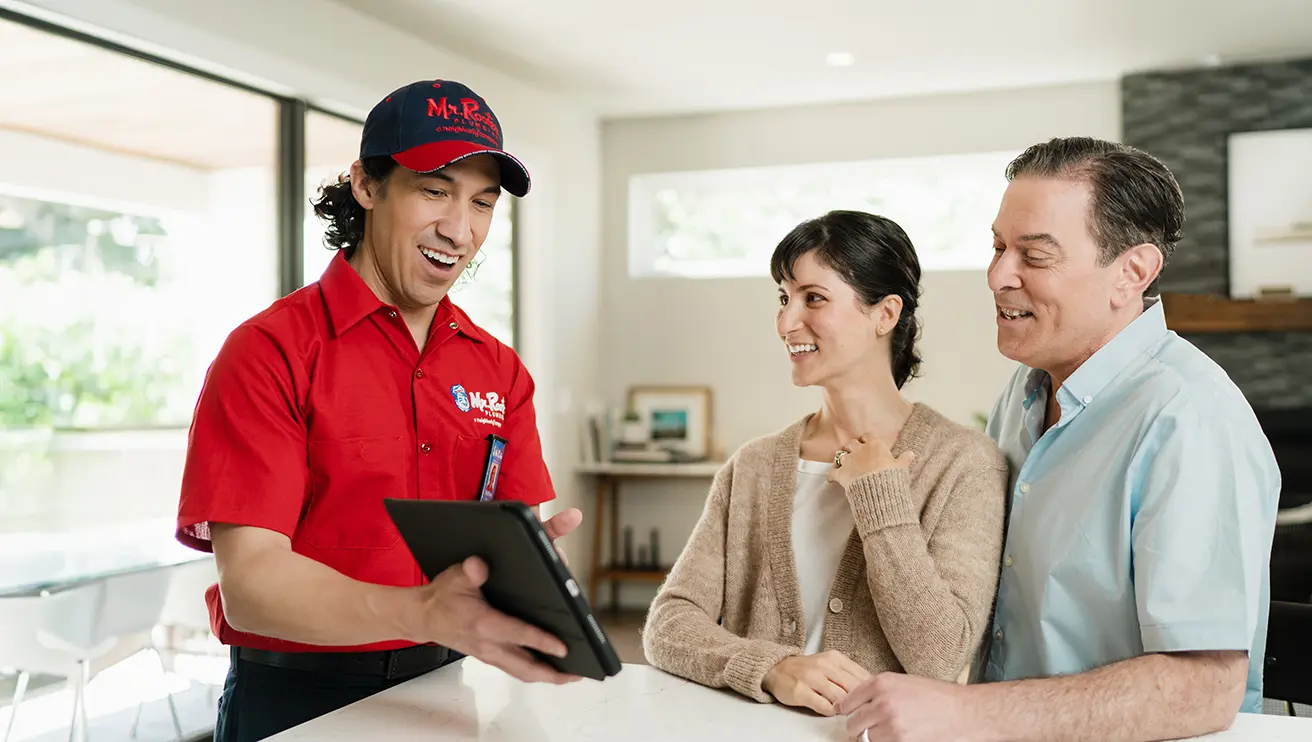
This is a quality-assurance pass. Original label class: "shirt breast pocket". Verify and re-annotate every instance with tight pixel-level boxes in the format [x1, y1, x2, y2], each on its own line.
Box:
[452, 434, 491, 501]
[302, 435, 409, 550]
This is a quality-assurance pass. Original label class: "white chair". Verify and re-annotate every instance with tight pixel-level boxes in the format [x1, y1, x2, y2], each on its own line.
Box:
[36, 568, 181, 742]
[0, 594, 80, 742]
[157, 558, 217, 657]
[153, 558, 221, 709]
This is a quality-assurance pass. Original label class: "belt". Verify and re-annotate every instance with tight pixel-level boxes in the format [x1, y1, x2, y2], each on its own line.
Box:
[236, 644, 454, 680]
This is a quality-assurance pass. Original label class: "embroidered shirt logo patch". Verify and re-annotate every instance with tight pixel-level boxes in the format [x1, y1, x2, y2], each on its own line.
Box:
[450, 384, 471, 413]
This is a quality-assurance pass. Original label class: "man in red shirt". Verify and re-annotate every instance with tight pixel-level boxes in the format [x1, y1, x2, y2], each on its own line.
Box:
[176, 79, 582, 742]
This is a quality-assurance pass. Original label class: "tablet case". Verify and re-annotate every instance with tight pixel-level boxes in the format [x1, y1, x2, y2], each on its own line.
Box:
[383, 498, 623, 681]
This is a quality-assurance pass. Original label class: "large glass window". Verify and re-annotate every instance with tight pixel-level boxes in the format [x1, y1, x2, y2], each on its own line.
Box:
[0, 17, 279, 534]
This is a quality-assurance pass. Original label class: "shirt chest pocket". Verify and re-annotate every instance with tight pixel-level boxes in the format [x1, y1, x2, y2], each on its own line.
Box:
[451, 434, 491, 501]
[301, 435, 410, 550]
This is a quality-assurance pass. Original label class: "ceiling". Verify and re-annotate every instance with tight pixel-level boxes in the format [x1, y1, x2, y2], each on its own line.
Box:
[0, 19, 361, 170]
[331, 0, 1312, 119]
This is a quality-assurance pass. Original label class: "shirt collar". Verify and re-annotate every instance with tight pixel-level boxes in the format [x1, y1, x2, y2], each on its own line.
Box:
[318, 250, 487, 344]
[1060, 300, 1169, 409]
[320, 251, 381, 336]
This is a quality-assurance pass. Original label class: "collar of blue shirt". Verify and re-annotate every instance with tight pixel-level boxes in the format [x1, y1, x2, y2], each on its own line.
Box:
[1022, 299, 1170, 420]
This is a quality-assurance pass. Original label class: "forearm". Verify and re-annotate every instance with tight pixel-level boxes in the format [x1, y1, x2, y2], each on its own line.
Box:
[859, 526, 979, 679]
[643, 593, 799, 702]
[214, 526, 420, 646]
[969, 651, 1248, 742]
[848, 470, 1001, 680]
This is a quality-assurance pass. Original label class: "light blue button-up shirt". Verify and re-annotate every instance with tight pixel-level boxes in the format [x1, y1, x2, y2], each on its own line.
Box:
[981, 301, 1280, 714]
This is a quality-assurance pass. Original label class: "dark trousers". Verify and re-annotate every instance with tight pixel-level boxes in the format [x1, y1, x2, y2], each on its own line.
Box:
[214, 648, 462, 742]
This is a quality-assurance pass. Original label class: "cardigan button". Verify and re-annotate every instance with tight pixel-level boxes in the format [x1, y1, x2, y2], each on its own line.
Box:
[788, 619, 797, 634]
[828, 598, 843, 614]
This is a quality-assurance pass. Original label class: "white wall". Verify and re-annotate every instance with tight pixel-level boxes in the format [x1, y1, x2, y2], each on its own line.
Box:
[9, 0, 603, 559]
[598, 81, 1121, 608]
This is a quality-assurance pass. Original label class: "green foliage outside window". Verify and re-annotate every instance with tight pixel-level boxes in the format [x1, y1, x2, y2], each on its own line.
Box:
[0, 194, 189, 429]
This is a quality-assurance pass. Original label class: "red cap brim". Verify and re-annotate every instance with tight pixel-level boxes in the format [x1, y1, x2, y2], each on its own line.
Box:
[392, 140, 531, 197]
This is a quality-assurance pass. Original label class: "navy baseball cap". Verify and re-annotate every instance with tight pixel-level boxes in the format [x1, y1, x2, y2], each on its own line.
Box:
[360, 79, 531, 197]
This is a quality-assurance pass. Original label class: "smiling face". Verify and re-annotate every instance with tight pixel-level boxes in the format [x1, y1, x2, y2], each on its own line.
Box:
[775, 250, 899, 389]
[988, 175, 1139, 382]
[349, 154, 501, 313]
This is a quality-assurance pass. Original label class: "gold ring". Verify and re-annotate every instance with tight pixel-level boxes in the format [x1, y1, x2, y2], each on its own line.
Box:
[834, 449, 848, 468]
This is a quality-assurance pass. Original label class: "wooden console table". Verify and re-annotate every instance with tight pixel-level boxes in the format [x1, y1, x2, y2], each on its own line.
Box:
[576, 460, 724, 612]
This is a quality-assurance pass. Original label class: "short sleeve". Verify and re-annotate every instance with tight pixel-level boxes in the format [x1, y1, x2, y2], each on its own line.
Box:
[1131, 395, 1280, 654]
[176, 323, 310, 551]
[491, 353, 554, 508]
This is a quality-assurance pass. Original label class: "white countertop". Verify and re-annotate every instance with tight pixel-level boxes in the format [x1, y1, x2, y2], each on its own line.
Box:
[268, 659, 1312, 741]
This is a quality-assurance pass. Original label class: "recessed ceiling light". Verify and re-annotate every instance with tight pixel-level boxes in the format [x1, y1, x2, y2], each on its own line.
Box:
[826, 51, 855, 68]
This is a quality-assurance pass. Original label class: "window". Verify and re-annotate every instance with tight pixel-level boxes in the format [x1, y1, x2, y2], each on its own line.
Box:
[302, 110, 519, 348]
[451, 197, 517, 348]
[0, 15, 277, 534]
[628, 150, 1016, 278]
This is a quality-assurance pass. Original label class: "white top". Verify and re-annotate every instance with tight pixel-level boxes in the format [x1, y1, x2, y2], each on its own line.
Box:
[792, 458, 856, 655]
[265, 659, 1312, 741]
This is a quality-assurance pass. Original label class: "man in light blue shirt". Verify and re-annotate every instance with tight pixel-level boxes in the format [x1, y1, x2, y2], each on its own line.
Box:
[838, 136, 1280, 742]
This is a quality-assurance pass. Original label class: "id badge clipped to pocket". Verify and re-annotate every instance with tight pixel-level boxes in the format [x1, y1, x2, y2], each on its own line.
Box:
[478, 434, 508, 501]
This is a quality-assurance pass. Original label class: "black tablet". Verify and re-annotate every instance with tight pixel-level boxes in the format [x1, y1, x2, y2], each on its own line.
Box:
[383, 497, 623, 681]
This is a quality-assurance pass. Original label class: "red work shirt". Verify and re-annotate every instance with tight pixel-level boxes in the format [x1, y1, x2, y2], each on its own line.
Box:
[176, 251, 554, 652]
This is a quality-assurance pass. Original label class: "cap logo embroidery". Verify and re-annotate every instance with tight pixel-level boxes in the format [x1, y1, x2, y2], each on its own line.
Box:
[426, 96, 501, 145]
[450, 384, 471, 413]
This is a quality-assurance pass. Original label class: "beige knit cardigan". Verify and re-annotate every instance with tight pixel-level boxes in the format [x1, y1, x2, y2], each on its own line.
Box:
[641, 403, 1009, 702]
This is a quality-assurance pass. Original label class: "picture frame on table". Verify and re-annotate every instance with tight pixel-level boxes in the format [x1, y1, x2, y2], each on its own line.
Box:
[625, 385, 713, 461]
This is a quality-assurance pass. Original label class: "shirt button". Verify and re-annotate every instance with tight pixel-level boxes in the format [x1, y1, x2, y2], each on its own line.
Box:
[995, 629, 1004, 642]
[449, 321, 459, 330]
[828, 598, 843, 614]
[388, 310, 398, 319]
[1019, 482, 1030, 494]
[420, 443, 432, 454]
[1005, 555, 1014, 567]
[415, 369, 424, 379]
[1082, 395, 1093, 404]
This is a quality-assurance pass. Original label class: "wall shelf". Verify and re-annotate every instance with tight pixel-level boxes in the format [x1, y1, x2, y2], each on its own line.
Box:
[1161, 292, 1312, 333]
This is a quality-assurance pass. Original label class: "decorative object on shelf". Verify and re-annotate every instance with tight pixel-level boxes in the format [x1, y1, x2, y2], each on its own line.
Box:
[622, 526, 634, 570]
[637, 545, 648, 569]
[1227, 127, 1312, 300]
[649, 527, 660, 570]
[618, 411, 647, 446]
[578, 401, 613, 464]
[624, 385, 714, 461]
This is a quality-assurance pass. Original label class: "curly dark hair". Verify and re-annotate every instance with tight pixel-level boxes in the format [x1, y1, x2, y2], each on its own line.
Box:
[309, 156, 398, 260]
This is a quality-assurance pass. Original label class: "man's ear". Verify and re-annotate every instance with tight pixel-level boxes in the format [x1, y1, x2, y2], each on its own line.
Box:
[1113, 243, 1163, 309]
[349, 160, 380, 209]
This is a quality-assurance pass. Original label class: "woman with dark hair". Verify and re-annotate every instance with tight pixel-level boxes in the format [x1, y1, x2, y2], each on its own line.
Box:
[642, 210, 1008, 717]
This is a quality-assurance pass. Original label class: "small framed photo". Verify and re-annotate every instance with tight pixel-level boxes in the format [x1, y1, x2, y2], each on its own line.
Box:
[626, 385, 713, 460]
